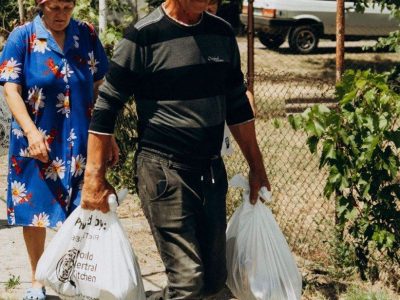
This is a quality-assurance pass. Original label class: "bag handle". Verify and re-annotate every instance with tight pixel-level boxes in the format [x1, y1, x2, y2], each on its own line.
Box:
[107, 188, 129, 212]
[229, 174, 272, 203]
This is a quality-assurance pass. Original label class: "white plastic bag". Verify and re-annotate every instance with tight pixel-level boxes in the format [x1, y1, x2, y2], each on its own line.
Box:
[226, 175, 302, 300]
[221, 123, 233, 156]
[36, 189, 146, 300]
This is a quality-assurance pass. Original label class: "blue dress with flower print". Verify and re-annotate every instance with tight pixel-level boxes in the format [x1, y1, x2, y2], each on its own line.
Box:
[0, 15, 108, 228]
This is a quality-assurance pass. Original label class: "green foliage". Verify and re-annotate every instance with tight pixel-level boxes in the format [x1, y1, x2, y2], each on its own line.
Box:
[372, 30, 400, 53]
[343, 285, 391, 300]
[289, 68, 400, 279]
[353, 0, 400, 53]
[107, 101, 138, 194]
[0, 0, 35, 43]
[326, 227, 358, 279]
[72, 0, 134, 57]
[4, 274, 21, 291]
[0, 0, 134, 56]
[0, 1, 19, 37]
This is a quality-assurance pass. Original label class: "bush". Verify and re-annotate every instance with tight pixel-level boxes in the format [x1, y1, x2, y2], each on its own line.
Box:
[289, 68, 400, 280]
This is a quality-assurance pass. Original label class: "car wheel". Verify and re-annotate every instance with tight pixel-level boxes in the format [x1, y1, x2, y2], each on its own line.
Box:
[257, 32, 285, 50]
[289, 25, 319, 54]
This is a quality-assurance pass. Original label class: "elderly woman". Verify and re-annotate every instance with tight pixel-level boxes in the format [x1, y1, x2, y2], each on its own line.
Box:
[0, 0, 112, 299]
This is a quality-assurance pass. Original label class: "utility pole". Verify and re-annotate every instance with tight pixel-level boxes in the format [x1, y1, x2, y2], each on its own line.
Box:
[336, 0, 345, 83]
[247, 0, 255, 94]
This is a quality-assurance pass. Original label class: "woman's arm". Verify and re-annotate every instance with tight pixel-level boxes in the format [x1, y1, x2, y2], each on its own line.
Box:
[4, 82, 50, 162]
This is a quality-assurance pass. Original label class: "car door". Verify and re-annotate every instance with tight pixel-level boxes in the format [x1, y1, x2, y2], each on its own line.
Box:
[345, 5, 399, 36]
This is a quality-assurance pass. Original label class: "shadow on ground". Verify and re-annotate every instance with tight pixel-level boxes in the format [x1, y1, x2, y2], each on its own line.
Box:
[0, 219, 10, 229]
[207, 286, 235, 300]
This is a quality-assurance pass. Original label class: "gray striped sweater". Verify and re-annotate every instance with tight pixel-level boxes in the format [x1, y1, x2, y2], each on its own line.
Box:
[90, 6, 254, 159]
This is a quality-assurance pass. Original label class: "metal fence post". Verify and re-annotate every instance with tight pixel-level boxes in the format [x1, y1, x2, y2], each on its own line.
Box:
[336, 0, 345, 83]
[247, 0, 255, 94]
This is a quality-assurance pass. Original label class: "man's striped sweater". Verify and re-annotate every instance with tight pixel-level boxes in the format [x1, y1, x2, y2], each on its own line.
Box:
[89, 6, 254, 159]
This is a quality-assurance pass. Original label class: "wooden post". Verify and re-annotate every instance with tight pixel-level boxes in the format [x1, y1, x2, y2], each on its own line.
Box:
[17, 0, 25, 24]
[336, 0, 345, 83]
[247, 0, 255, 94]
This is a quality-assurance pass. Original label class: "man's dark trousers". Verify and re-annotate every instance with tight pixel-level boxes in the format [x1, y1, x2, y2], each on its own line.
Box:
[136, 149, 228, 300]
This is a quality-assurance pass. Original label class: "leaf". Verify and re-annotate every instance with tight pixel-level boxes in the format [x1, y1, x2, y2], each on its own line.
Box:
[272, 118, 281, 129]
[313, 119, 325, 137]
[317, 104, 331, 114]
[362, 183, 371, 198]
[356, 78, 368, 90]
[288, 115, 302, 130]
[320, 140, 336, 168]
[340, 89, 358, 106]
[338, 129, 350, 145]
[345, 207, 358, 222]
[328, 166, 341, 185]
[385, 130, 400, 147]
[362, 135, 380, 161]
[378, 115, 388, 130]
[324, 182, 334, 198]
[340, 176, 349, 191]
[363, 88, 377, 104]
[388, 155, 398, 178]
[307, 136, 319, 154]
[363, 115, 375, 132]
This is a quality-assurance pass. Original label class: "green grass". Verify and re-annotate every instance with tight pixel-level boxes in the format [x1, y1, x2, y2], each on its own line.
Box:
[343, 286, 392, 300]
[4, 274, 20, 291]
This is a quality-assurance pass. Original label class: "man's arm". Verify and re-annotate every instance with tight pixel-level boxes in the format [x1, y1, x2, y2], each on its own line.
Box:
[229, 120, 271, 204]
[82, 25, 143, 211]
[246, 90, 257, 117]
[81, 133, 116, 212]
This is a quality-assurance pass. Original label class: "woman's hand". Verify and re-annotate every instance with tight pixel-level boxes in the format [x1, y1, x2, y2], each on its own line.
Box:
[3, 82, 50, 162]
[26, 128, 50, 163]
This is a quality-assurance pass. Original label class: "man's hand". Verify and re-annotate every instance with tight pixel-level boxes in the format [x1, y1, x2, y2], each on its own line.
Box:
[81, 173, 115, 213]
[249, 167, 271, 204]
[229, 120, 272, 205]
[81, 133, 116, 213]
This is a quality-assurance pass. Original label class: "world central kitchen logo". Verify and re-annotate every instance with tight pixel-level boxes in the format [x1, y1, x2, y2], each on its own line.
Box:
[56, 249, 99, 285]
[56, 248, 80, 284]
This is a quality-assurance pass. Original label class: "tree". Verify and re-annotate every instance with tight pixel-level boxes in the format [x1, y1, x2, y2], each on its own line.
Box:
[17, 0, 25, 24]
[99, 0, 107, 35]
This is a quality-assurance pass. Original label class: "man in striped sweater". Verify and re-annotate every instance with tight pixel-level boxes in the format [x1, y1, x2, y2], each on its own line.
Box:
[81, 0, 271, 298]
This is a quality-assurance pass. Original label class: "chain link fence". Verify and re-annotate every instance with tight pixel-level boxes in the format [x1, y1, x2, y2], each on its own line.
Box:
[223, 37, 400, 291]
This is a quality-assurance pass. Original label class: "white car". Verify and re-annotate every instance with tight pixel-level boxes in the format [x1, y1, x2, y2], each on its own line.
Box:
[240, 0, 399, 54]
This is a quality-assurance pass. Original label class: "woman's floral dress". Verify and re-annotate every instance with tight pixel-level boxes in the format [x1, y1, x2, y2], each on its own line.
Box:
[0, 15, 108, 228]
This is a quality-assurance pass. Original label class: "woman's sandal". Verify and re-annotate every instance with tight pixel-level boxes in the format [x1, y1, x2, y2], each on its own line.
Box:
[22, 287, 46, 300]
